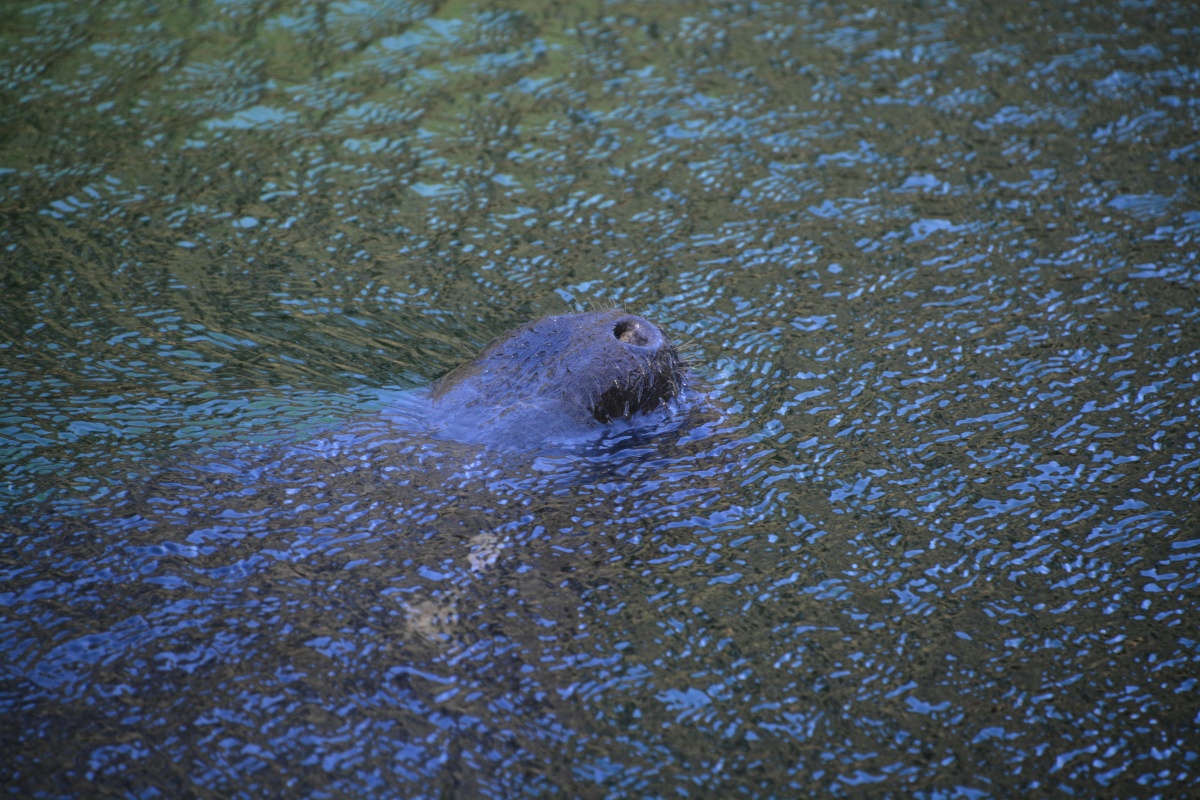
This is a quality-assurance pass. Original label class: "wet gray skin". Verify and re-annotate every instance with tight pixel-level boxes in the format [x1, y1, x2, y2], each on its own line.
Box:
[3, 0, 1200, 797]
[429, 310, 687, 445]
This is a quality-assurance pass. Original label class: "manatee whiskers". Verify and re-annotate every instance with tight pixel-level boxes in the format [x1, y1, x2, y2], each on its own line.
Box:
[581, 297, 624, 314]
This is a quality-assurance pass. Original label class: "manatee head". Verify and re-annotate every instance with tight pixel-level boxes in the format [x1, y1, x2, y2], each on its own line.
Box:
[429, 310, 687, 446]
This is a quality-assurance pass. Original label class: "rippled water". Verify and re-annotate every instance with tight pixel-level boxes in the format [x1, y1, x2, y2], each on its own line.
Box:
[3, 0, 1198, 796]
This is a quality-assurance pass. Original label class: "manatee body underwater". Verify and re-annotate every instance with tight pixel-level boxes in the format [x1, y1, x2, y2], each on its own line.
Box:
[33, 308, 693, 541]
[428, 309, 688, 448]
[46, 308, 690, 520]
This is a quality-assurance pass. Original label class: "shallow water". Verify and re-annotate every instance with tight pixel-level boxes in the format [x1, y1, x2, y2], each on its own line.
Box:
[2, 0, 1199, 796]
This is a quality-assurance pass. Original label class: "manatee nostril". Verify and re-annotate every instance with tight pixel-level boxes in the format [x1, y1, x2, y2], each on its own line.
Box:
[613, 317, 654, 347]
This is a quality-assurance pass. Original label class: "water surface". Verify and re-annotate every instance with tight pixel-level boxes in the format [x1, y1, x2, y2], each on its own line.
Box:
[2, 0, 1198, 796]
